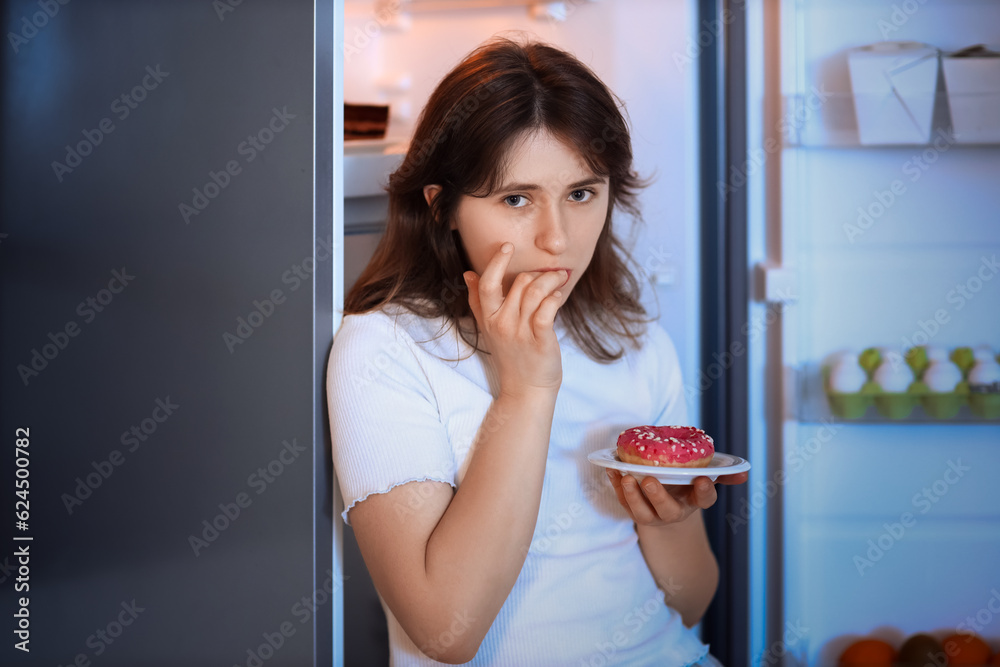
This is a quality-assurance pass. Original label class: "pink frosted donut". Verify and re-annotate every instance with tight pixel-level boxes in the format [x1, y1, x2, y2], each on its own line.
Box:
[616, 426, 714, 468]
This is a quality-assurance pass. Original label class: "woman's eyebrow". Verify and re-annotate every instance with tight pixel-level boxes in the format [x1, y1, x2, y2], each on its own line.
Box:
[496, 182, 540, 192]
[496, 177, 607, 192]
[566, 177, 607, 189]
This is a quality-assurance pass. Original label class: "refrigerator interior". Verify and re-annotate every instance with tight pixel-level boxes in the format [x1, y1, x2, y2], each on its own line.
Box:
[749, 1, 1000, 664]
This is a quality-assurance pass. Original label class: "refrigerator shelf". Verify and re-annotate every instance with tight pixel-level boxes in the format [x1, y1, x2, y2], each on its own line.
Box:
[794, 363, 1000, 424]
[780, 93, 1000, 149]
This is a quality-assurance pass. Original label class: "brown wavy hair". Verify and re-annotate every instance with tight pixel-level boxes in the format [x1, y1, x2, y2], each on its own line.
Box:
[345, 37, 649, 362]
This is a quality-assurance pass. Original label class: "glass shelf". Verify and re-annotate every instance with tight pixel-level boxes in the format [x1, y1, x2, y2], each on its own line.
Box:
[794, 363, 1000, 424]
[781, 92, 1000, 148]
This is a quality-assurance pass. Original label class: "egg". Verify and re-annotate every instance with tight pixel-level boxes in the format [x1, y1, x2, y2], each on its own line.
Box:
[839, 638, 896, 667]
[898, 633, 943, 667]
[830, 357, 868, 393]
[874, 360, 915, 393]
[922, 361, 964, 392]
[941, 633, 991, 666]
[973, 345, 996, 362]
[969, 360, 1000, 387]
[878, 347, 905, 370]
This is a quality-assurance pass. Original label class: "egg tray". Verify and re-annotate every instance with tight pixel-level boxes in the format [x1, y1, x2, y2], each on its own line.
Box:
[822, 368, 1000, 420]
[825, 390, 1000, 420]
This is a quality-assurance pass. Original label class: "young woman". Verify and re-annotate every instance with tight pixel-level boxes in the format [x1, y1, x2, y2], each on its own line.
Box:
[327, 37, 745, 666]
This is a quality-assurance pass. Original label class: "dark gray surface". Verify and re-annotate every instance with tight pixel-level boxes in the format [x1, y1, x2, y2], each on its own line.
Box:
[697, 0, 750, 663]
[1, 1, 328, 664]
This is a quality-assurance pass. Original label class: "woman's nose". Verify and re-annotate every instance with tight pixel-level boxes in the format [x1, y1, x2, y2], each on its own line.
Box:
[534, 204, 568, 255]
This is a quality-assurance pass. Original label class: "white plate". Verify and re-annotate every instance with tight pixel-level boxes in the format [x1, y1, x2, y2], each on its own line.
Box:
[587, 448, 751, 485]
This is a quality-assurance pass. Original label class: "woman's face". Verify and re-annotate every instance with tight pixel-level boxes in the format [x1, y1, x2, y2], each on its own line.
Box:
[427, 130, 610, 306]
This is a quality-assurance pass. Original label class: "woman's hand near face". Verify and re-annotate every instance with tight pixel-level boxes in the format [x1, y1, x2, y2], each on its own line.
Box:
[464, 242, 566, 399]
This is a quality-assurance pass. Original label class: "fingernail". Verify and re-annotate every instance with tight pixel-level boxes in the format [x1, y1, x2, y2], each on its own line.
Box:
[552, 290, 562, 299]
[501, 242, 513, 254]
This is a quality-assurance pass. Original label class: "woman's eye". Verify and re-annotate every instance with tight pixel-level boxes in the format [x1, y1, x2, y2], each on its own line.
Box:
[569, 189, 594, 202]
[504, 195, 527, 208]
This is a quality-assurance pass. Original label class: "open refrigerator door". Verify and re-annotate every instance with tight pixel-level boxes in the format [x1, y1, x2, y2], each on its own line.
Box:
[746, 0, 1000, 665]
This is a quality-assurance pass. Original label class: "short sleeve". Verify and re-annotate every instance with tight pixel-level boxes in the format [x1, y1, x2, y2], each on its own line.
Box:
[326, 311, 456, 524]
[646, 323, 689, 426]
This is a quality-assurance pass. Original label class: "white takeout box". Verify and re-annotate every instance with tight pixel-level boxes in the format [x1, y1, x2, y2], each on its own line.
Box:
[942, 48, 1000, 143]
[847, 41, 940, 145]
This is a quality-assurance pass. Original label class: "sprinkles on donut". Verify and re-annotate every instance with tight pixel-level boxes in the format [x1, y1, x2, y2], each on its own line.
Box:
[616, 426, 715, 468]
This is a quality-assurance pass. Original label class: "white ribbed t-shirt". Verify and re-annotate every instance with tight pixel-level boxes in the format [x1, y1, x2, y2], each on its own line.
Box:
[327, 306, 711, 667]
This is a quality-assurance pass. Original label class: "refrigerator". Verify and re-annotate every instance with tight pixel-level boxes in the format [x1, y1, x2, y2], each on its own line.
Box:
[4, 0, 997, 665]
[740, 1, 1000, 665]
[1, 0, 337, 665]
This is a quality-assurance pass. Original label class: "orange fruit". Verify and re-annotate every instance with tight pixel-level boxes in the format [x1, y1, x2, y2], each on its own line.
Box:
[990, 649, 1000, 666]
[840, 638, 896, 666]
[941, 633, 991, 666]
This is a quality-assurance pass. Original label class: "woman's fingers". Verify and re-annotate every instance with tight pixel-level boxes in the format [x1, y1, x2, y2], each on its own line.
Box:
[463, 242, 565, 395]
[606, 472, 723, 525]
[617, 474, 670, 524]
[690, 477, 718, 510]
[472, 252, 565, 338]
[607, 470, 635, 522]
[464, 272, 482, 323]
[634, 476, 685, 523]
[500, 270, 539, 321]
[531, 290, 562, 338]
[476, 242, 513, 317]
[660, 477, 716, 512]
[716, 471, 749, 485]
[501, 269, 565, 326]
[518, 270, 566, 320]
